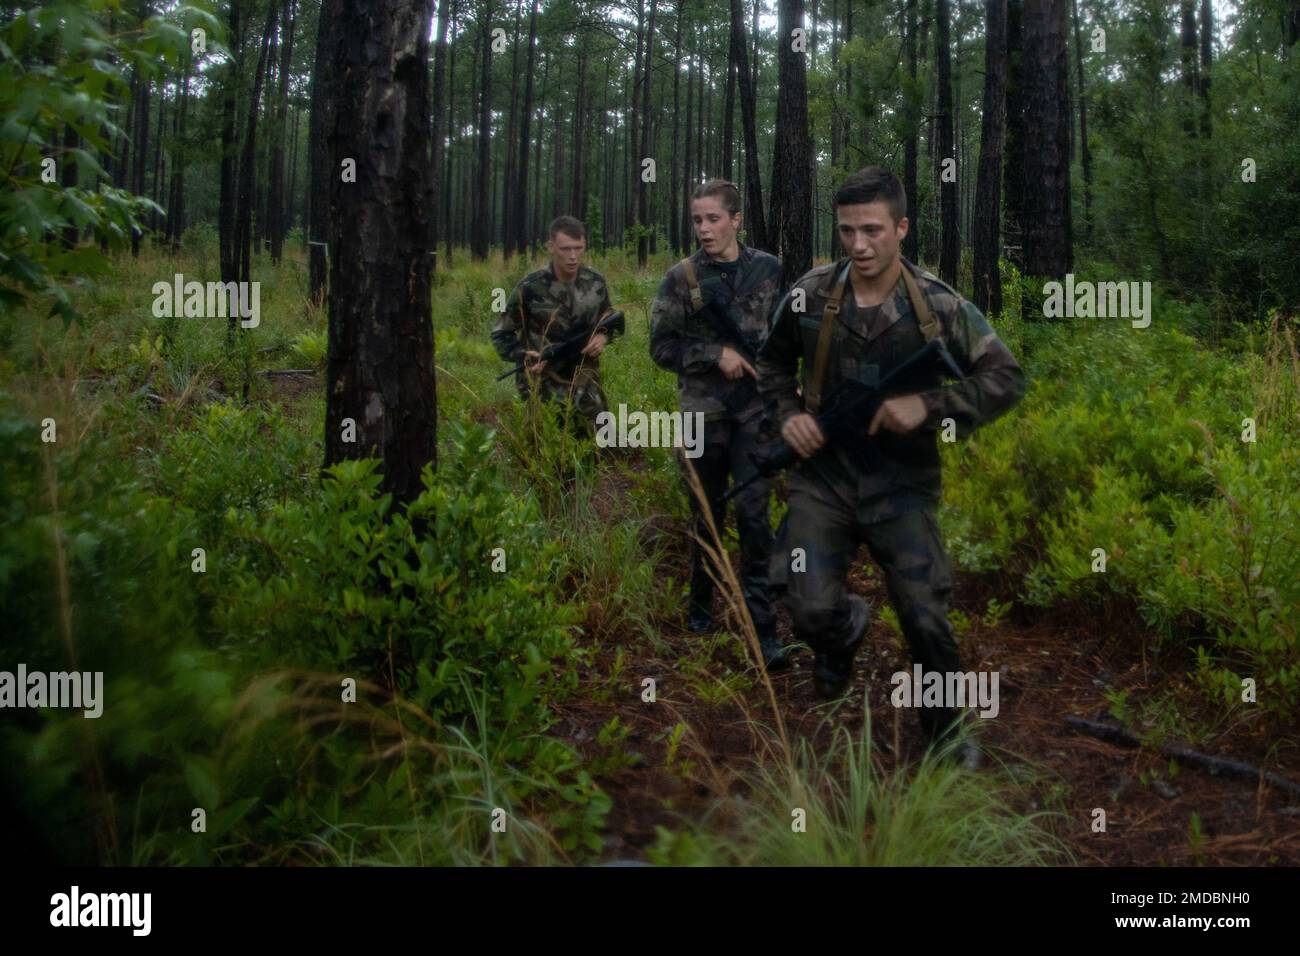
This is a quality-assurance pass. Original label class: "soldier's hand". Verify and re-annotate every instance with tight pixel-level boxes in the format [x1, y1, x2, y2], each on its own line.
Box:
[580, 331, 609, 358]
[868, 394, 927, 435]
[523, 350, 547, 374]
[719, 346, 757, 380]
[782, 413, 825, 459]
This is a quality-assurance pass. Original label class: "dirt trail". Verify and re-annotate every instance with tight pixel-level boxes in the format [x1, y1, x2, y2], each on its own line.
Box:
[553, 467, 1300, 866]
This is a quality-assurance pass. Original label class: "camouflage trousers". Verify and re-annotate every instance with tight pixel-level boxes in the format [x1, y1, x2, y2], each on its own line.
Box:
[678, 414, 777, 642]
[771, 477, 961, 741]
[517, 365, 607, 431]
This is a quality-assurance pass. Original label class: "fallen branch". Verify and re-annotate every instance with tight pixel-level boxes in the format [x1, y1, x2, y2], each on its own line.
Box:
[1065, 716, 1300, 798]
[257, 368, 319, 376]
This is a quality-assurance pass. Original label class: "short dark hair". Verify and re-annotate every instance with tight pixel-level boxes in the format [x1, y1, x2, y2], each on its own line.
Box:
[548, 215, 587, 241]
[691, 179, 742, 216]
[833, 166, 907, 224]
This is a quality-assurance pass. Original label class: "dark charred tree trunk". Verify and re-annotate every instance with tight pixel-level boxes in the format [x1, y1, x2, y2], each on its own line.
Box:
[973, 0, 1007, 314]
[903, 0, 919, 262]
[729, 0, 767, 249]
[1002, 0, 1025, 272]
[670, 0, 683, 255]
[1179, 1, 1199, 136]
[131, 75, 150, 256]
[1198, 0, 1213, 136]
[769, 0, 811, 284]
[219, 1, 242, 284]
[471, 3, 493, 260]
[270, 0, 296, 264]
[236, 0, 277, 302]
[511, 0, 538, 257]
[168, 47, 192, 252]
[637, 0, 658, 267]
[722, 28, 735, 181]
[445, 3, 459, 266]
[936, 0, 958, 284]
[682, 15, 694, 251]
[531, 51, 548, 255]
[572, 32, 590, 221]
[1071, 0, 1092, 237]
[309, 0, 338, 303]
[501, 0, 522, 256]
[325, 0, 437, 505]
[1020, 0, 1072, 292]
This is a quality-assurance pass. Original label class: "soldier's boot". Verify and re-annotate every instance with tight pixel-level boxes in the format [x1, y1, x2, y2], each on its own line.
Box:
[687, 588, 715, 635]
[757, 627, 794, 673]
[813, 595, 870, 699]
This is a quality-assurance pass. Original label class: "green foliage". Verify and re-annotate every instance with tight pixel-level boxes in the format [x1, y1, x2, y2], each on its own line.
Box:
[0, 0, 219, 323]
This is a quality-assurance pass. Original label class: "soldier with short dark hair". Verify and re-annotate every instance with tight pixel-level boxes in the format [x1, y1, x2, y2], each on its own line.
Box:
[650, 179, 793, 671]
[492, 216, 618, 427]
[757, 166, 1026, 755]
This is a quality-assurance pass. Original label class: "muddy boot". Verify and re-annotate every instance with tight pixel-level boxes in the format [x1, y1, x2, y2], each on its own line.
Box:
[813, 595, 870, 698]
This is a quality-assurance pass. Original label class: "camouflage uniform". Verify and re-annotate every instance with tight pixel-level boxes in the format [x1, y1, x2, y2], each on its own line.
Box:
[491, 264, 617, 425]
[650, 245, 785, 646]
[757, 256, 1026, 738]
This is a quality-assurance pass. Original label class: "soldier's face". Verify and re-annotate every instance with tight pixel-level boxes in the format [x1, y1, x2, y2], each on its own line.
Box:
[691, 197, 742, 256]
[836, 202, 909, 281]
[547, 232, 586, 276]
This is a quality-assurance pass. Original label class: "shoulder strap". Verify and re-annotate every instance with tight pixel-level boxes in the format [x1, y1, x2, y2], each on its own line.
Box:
[806, 261, 852, 413]
[900, 263, 942, 344]
[680, 257, 704, 312]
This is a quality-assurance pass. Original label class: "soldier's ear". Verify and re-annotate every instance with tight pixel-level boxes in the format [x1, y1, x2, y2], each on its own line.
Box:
[896, 216, 910, 241]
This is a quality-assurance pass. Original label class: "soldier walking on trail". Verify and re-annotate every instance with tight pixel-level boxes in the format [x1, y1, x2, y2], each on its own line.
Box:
[491, 216, 620, 430]
[650, 179, 794, 671]
[756, 167, 1027, 752]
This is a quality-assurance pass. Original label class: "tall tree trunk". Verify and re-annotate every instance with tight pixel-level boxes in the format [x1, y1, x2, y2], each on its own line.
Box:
[936, 0, 958, 284]
[325, 0, 437, 505]
[131, 75, 150, 256]
[1020, 0, 1071, 292]
[973, 0, 1007, 314]
[270, 0, 296, 265]
[219, 1, 242, 284]
[637, 0, 658, 267]
[682, 14, 694, 251]
[1002, 0, 1025, 272]
[502, 0, 522, 256]
[309, 0, 337, 303]
[770, 0, 811, 284]
[472, 3, 494, 260]
[571, 33, 590, 220]
[903, 0, 919, 262]
[236, 0, 277, 303]
[670, 1, 683, 255]
[1071, 0, 1092, 238]
[729, 0, 767, 249]
[444, 1, 458, 267]
[1198, 0, 1213, 136]
[531, 51, 548, 256]
[512, 0, 537, 258]
[722, 28, 735, 181]
[169, 48, 192, 252]
[430, 0, 450, 267]
[1179, 1, 1199, 136]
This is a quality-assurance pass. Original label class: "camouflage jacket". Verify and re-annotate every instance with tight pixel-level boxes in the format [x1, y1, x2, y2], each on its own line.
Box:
[756, 256, 1027, 522]
[649, 244, 785, 423]
[491, 264, 616, 384]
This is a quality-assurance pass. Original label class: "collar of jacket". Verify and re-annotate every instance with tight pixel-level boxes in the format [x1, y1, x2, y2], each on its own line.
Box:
[690, 242, 754, 271]
[813, 255, 927, 300]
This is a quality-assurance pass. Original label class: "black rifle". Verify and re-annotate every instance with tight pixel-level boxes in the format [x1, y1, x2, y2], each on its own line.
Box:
[496, 309, 625, 382]
[722, 338, 966, 501]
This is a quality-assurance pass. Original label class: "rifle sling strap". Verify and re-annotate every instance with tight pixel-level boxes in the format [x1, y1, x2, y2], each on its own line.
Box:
[680, 257, 704, 312]
[806, 261, 942, 413]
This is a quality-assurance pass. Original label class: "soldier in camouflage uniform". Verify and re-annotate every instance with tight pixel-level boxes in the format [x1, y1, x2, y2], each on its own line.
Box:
[650, 180, 793, 671]
[757, 167, 1026, 750]
[492, 216, 618, 428]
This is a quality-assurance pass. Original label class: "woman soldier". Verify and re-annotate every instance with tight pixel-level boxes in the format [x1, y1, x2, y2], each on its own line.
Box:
[649, 180, 792, 671]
